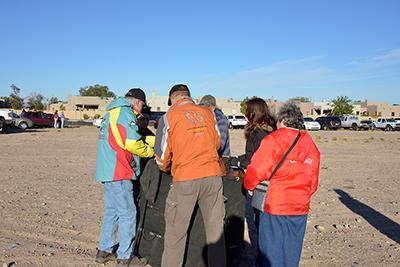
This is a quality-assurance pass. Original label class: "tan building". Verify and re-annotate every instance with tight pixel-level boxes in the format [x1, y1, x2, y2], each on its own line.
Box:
[148, 91, 244, 115]
[355, 101, 400, 118]
[49, 95, 114, 120]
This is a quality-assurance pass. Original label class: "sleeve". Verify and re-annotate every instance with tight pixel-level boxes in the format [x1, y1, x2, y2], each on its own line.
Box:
[116, 108, 154, 158]
[310, 142, 320, 194]
[154, 114, 172, 172]
[212, 112, 222, 151]
[217, 116, 230, 156]
[237, 138, 255, 169]
[244, 136, 278, 190]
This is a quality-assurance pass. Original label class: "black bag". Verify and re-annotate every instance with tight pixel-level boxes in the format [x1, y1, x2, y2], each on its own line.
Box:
[251, 131, 301, 211]
[135, 160, 246, 267]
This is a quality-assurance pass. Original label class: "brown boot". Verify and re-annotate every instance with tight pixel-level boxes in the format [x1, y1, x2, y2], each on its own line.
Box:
[95, 249, 115, 264]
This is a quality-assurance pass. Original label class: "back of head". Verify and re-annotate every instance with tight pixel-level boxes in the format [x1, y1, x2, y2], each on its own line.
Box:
[277, 102, 304, 129]
[168, 84, 191, 106]
[244, 97, 276, 139]
[199, 95, 216, 107]
[125, 88, 146, 103]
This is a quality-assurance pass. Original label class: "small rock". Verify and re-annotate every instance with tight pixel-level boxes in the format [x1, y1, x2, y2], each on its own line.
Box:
[344, 224, 351, 229]
[355, 218, 362, 223]
[314, 225, 326, 232]
[41, 202, 47, 206]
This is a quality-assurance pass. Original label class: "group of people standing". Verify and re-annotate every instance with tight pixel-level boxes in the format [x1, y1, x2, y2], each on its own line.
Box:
[93, 85, 320, 267]
[53, 110, 65, 128]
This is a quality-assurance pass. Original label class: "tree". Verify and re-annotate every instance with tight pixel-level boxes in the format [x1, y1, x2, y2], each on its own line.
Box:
[288, 96, 311, 103]
[240, 97, 249, 114]
[48, 96, 59, 105]
[332, 96, 353, 116]
[27, 92, 45, 111]
[79, 84, 116, 98]
[9, 84, 24, 110]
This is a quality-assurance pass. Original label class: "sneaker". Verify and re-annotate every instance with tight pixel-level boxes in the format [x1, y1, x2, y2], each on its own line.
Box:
[116, 258, 131, 267]
[129, 256, 148, 267]
[95, 249, 115, 264]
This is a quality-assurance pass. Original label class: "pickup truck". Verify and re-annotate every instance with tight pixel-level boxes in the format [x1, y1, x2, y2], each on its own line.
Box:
[340, 115, 361, 130]
[227, 115, 247, 129]
[373, 118, 400, 131]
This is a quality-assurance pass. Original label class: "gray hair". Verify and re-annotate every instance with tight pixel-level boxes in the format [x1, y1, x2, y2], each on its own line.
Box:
[277, 102, 304, 129]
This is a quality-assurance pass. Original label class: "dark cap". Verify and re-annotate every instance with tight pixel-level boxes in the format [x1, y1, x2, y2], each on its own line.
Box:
[168, 84, 190, 106]
[125, 88, 146, 103]
[199, 95, 216, 107]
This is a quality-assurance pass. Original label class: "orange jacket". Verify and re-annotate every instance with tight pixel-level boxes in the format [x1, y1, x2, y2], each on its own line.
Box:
[244, 128, 320, 215]
[154, 97, 223, 181]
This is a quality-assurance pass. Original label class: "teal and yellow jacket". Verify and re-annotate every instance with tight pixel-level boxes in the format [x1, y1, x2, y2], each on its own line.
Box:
[95, 97, 155, 182]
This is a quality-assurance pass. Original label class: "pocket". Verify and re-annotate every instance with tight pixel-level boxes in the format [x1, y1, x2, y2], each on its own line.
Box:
[165, 186, 178, 224]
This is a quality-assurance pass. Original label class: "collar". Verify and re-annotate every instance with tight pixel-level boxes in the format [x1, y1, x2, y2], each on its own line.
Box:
[170, 97, 194, 109]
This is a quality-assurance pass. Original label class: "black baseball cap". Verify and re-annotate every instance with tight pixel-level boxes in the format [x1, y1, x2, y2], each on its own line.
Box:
[125, 88, 146, 103]
[168, 84, 190, 106]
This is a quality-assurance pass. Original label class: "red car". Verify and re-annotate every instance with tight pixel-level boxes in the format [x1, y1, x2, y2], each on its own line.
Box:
[23, 111, 54, 127]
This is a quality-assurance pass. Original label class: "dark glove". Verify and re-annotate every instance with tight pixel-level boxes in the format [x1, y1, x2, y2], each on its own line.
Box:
[229, 156, 240, 168]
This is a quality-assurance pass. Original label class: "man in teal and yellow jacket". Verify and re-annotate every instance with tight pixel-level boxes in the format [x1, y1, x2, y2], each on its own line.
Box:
[95, 88, 154, 267]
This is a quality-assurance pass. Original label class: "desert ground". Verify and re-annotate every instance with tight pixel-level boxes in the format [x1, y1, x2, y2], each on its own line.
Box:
[1, 126, 400, 266]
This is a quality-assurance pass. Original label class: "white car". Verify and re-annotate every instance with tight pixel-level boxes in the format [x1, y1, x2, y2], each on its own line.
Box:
[227, 115, 247, 129]
[0, 110, 15, 125]
[303, 117, 321, 131]
[93, 117, 104, 128]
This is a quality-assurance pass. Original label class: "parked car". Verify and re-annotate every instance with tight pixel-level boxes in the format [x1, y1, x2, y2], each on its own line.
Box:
[227, 115, 247, 129]
[93, 117, 104, 128]
[359, 119, 375, 130]
[394, 118, 400, 123]
[315, 116, 342, 130]
[340, 115, 361, 130]
[10, 112, 34, 130]
[0, 115, 7, 133]
[303, 117, 321, 131]
[0, 110, 15, 126]
[23, 111, 54, 127]
[373, 118, 400, 131]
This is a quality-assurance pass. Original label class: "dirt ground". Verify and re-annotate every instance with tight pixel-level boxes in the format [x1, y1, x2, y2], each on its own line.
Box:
[1, 126, 400, 266]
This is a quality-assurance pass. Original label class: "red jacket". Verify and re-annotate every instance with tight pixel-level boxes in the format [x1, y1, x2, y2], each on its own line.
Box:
[244, 128, 320, 215]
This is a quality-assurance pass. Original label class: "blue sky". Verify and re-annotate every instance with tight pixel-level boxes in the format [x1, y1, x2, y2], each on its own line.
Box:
[1, 0, 399, 103]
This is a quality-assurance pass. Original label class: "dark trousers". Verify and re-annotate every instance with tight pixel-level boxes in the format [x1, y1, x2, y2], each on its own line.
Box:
[245, 192, 259, 258]
[258, 212, 307, 267]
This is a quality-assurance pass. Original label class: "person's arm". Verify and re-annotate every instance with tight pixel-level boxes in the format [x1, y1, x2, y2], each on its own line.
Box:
[154, 114, 172, 172]
[310, 142, 320, 195]
[244, 136, 278, 190]
[113, 107, 155, 158]
[217, 115, 230, 156]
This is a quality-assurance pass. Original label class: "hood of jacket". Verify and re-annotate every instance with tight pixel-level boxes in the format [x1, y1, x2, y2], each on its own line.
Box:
[106, 97, 132, 111]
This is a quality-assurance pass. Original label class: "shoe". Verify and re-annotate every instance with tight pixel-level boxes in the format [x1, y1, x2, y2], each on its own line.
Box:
[95, 249, 115, 264]
[116, 258, 131, 267]
[129, 256, 148, 267]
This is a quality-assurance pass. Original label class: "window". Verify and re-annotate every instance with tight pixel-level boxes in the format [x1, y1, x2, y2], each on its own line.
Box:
[391, 112, 395, 116]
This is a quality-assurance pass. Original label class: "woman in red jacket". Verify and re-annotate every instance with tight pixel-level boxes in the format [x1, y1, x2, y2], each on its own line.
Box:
[244, 102, 320, 267]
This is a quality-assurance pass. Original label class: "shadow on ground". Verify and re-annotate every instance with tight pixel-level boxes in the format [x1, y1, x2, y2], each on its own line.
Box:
[334, 189, 400, 244]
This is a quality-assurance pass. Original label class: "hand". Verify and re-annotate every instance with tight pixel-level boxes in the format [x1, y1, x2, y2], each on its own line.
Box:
[229, 156, 239, 167]
[247, 190, 253, 196]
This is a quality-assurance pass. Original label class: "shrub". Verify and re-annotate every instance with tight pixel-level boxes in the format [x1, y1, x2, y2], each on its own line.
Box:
[83, 114, 90, 120]
[94, 114, 101, 119]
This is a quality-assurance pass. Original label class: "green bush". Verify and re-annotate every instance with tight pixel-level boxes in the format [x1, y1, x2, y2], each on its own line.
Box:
[94, 114, 101, 119]
[83, 114, 90, 120]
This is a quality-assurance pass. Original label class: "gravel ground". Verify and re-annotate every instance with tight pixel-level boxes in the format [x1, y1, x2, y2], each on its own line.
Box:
[1, 127, 399, 266]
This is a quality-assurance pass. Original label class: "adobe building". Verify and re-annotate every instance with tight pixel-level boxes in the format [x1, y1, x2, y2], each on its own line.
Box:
[49, 95, 114, 120]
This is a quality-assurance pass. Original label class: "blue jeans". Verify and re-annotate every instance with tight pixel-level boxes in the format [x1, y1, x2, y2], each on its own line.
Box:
[258, 212, 307, 267]
[98, 180, 136, 260]
[245, 192, 259, 257]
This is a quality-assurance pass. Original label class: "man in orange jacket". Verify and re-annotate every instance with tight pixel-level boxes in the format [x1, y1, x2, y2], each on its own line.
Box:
[154, 84, 226, 267]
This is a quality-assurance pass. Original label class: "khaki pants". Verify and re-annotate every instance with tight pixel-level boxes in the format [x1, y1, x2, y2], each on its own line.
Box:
[161, 176, 226, 267]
